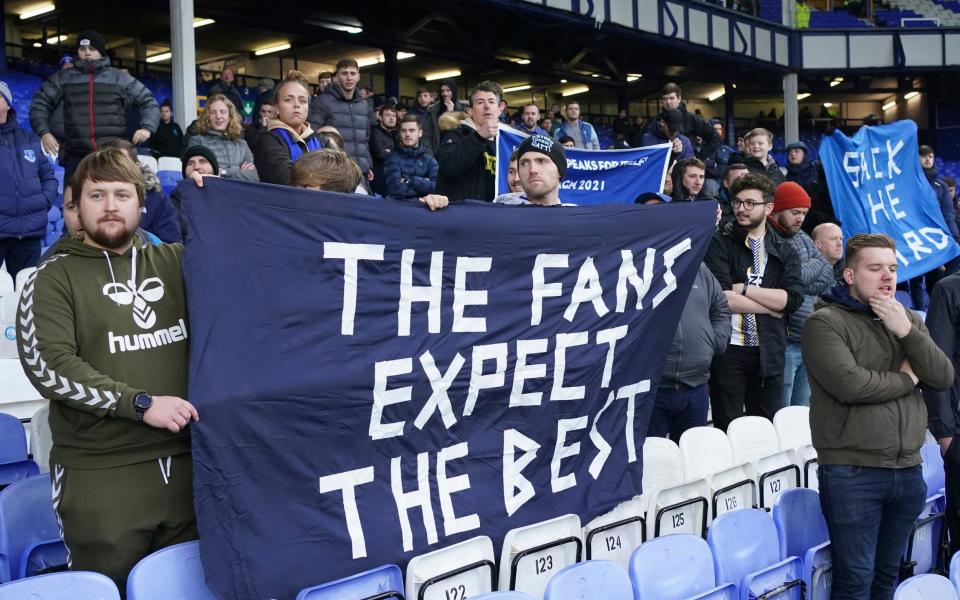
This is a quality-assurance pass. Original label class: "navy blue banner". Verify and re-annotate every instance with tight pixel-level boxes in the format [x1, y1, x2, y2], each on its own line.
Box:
[820, 120, 960, 279]
[497, 125, 671, 204]
[180, 179, 715, 599]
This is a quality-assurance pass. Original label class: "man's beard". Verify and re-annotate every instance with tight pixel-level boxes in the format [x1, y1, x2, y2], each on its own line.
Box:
[777, 215, 799, 234]
[526, 181, 558, 203]
[85, 217, 137, 249]
[738, 212, 766, 229]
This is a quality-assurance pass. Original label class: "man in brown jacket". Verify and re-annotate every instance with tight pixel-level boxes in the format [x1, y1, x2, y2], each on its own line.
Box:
[802, 233, 954, 600]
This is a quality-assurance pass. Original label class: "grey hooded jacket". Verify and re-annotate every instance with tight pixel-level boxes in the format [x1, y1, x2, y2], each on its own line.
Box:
[659, 263, 732, 389]
[783, 229, 835, 343]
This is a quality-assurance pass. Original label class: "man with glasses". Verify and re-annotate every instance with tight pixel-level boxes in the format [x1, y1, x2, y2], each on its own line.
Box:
[705, 173, 804, 430]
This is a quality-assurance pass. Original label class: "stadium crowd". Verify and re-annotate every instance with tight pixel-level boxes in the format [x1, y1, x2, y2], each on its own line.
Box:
[2, 29, 960, 600]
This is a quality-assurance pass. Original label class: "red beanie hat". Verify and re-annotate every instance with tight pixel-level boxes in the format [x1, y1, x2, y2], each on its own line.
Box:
[774, 181, 811, 212]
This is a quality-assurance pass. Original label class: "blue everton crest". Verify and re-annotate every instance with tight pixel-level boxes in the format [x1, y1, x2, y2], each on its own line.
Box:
[23, 149, 36, 163]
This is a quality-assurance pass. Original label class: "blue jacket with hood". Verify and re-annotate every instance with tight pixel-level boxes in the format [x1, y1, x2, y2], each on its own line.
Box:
[0, 109, 57, 239]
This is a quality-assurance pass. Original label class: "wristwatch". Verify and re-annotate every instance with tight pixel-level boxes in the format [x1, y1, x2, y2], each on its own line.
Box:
[133, 392, 153, 422]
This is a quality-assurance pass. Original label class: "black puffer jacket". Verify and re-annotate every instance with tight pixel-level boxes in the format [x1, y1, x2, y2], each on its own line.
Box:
[369, 124, 396, 196]
[436, 117, 496, 202]
[307, 83, 372, 174]
[29, 57, 159, 156]
[924, 273, 960, 441]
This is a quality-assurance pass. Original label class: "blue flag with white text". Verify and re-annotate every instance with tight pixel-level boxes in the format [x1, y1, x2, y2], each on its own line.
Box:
[819, 120, 960, 279]
[496, 125, 671, 204]
[181, 178, 715, 600]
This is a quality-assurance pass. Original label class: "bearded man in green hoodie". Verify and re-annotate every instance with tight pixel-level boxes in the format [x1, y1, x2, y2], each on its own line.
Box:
[16, 148, 198, 590]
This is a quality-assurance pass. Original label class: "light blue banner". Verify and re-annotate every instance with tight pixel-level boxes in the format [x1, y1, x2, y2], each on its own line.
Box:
[820, 120, 960, 280]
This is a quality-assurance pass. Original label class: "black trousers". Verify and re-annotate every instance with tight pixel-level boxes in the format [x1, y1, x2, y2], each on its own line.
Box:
[708, 345, 784, 431]
[945, 434, 960, 556]
[0, 237, 41, 282]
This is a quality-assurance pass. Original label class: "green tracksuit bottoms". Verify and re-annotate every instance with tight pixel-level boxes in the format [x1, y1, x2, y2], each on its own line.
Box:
[51, 453, 197, 593]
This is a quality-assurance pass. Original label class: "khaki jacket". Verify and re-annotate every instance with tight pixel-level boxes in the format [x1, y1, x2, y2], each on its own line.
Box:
[802, 285, 954, 468]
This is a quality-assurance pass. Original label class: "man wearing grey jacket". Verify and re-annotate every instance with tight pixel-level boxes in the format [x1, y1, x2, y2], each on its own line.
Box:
[768, 182, 834, 407]
[650, 261, 731, 440]
[307, 58, 373, 183]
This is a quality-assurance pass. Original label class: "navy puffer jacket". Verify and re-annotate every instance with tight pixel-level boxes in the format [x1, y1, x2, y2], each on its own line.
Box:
[384, 144, 438, 200]
[0, 111, 57, 239]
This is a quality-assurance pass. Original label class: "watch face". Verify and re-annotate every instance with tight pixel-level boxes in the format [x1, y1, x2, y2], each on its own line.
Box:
[134, 394, 152, 410]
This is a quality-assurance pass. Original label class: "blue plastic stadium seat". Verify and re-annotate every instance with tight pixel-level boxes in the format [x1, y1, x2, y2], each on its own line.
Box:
[922, 443, 946, 493]
[0, 474, 65, 583]
[43, 230, 61, 250]
[158, 171, 183, 195]
[127, 540, 216, 599]
[0, 415, 28, 467]
[53, 166, 64, 195]
[471, 593, 536, 599]
[708, 508, 805, 599]
[895, 290, 914, 310]
[875, 8, 927, 26]
[0, 570, 120, 599]
[951, 551, 960, 595]
[3, 71, 46, 134]
[758, 0, 782, 23]
[809, 10, 869, 28]
[295, 564, 404, 599]
[773, 489, 832, 599]
[543, 560, 632, 600]
[894, 573, 959, 598]
[942, 160, 960, 178]
[630, 534, 738, 600]
[0, 414, 39, 489]
[901, 445, 948, 577]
